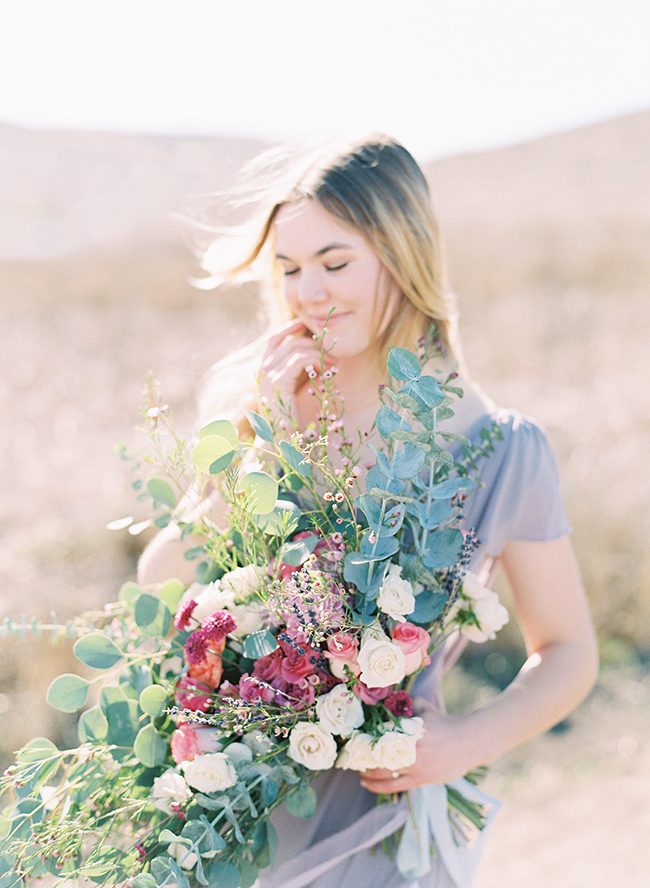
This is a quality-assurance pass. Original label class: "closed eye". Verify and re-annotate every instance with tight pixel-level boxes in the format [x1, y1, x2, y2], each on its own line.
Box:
[325, 262, 347, 272]
[282, 268, 299, 276]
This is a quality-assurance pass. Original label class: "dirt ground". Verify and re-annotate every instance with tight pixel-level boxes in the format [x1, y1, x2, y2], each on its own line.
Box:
[475, 664, 650, 887]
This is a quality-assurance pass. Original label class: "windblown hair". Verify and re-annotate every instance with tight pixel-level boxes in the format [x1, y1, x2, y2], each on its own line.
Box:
[205, 135, 456, 356]
[197, 136, 459, 428]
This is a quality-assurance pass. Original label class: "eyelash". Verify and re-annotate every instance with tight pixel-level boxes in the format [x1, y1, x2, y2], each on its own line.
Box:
[283, 263, 347, 277]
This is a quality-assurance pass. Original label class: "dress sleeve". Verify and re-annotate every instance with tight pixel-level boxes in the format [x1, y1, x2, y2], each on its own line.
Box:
[462, 412, 571, 557]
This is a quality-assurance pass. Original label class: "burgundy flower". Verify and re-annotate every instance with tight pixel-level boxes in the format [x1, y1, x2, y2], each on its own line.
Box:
[184, 629, 208, 665]
[174, 599, 198, 631]
[384, 690, 414, 718]
[201, 610, 237, 642]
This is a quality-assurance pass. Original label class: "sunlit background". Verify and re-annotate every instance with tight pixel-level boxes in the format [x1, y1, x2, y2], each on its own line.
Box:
[1, 2, 650, 885]
[2, 0, 650, 161]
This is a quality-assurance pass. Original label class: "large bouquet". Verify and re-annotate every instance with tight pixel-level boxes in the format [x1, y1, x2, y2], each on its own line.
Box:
[0, 343, 507, 888]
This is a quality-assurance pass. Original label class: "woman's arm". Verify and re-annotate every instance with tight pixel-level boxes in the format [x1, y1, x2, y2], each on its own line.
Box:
[137, 520, 200, 587]
[362, 534, 599, 792]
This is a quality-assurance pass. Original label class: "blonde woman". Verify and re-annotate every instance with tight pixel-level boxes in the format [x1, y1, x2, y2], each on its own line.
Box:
[138, 136, 597, 887]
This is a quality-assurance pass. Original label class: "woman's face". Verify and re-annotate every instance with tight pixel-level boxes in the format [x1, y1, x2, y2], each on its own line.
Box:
[273, 200, 402, 361]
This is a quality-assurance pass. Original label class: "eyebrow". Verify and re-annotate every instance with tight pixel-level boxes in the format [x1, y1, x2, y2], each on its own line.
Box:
[275, 242, 354, 261]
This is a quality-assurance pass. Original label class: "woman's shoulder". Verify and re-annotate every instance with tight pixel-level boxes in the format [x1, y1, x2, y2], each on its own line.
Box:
[457, 405, 571, 555]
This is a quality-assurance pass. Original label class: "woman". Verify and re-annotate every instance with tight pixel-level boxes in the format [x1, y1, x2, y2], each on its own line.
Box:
[138, 136, 598, 887]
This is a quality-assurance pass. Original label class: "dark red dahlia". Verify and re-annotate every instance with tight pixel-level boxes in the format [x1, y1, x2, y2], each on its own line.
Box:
[384, 690, 414, 718]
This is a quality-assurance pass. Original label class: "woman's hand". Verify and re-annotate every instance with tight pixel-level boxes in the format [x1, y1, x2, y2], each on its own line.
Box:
[259, 320, 325, 424]
[359, 698, 477, 794]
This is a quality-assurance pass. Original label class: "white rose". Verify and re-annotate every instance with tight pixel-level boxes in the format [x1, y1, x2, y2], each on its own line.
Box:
[373, 730, 420, 771]
[288, 722, 338, 771]
[376, 564, 415, 622]
[461, 591, 509, 642]
[182, 581, 229, 622]
[336, 731, 379, 772]
[182, 752, 237, 793]
[224, 596, 266, 639]
[151, 769, 192, 811]
[396, 716, 424, 738]
[316, 685, 364, 738]
[460, 570, 490, 600]
[220, 564, 261, 598]
[357, 636, 406, 688]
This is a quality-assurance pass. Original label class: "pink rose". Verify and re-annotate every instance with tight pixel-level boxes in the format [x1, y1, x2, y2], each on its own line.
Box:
[324, 633, 361, 680]
[252, 649, 283, 683]
[171, 724, 200, 763]
[279, 638, 318, 684]
[175, 674, 213, 712]
[170, 724, 222, 764]
[353, 680, 391, 705]
[391, 622, 431, 675]
[239, 673, 276, 703]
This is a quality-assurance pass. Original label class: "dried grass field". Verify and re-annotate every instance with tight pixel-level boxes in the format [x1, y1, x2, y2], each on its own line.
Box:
[1, 113, 649, 885]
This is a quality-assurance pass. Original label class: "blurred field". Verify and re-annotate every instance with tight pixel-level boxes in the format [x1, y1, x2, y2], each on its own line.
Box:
[1, 112, 649, 885]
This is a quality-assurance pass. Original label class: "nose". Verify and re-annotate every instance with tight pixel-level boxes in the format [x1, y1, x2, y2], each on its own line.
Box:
[296, 268, 329, 306]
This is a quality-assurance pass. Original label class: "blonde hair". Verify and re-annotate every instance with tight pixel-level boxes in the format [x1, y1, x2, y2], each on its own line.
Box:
[207, 135, 456, 357]
[197, 136, 459, 429]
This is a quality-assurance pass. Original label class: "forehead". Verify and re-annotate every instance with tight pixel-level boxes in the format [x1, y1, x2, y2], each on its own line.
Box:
[274, 200, 365, 254]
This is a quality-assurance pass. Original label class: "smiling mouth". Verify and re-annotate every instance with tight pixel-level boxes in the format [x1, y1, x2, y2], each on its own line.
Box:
[310, 313, 349, 325]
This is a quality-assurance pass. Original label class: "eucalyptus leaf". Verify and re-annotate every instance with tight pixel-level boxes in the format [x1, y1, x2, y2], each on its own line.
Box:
[375, 404, 407, 437]
[198, 418, 239, 448]
[244, 410, 274, 443]
[429, 476, 474, 499]
[254, 499, 301, 536]
[191, 435, 235, 475]
[387, 347, 421, 381]
[242, 630, 278, 659]
[139, 684, 168, 718]
[118, 581, 143, 604]
[47, 674, 89, 712]
[74, 633, 123, 669]
[238, 471, 278, 515]
[411, 374, 445, 408]
[204, 861, 240, 888]
[391, 443, 426, 480]
[409, 589, 448, 623]
[279, 441, 312, 478]
[77, 706, 109, 742]
[134, 594, 172, 637]
[157, 578, 186, 613]
[281, 533, 318, 566]
[423, 528, 464, 569]
[284, 783, 317, 818]
[133, 725, 167, 768]
[146, 477, 177, 508]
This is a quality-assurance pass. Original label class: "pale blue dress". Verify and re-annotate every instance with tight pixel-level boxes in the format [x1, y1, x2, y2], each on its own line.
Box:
[259, 410, 570, 888]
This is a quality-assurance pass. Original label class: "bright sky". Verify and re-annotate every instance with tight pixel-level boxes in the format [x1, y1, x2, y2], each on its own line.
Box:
[2, 0, 649, 161]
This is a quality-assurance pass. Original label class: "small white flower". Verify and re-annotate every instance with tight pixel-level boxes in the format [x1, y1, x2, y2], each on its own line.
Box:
[357, 635, 406, 688]
[288, 722, 338, 771]
[182, 752, 237, 794]
[376, 563, 415, 622]
[151, 769, 192, 811]
[316, 685, 364, 738]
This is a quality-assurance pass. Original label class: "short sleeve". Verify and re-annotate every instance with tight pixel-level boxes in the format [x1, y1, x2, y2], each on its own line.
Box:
[460, 411, 571, 556]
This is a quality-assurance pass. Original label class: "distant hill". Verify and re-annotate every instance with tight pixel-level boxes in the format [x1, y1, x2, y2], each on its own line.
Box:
[0, 123, 263, 259]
